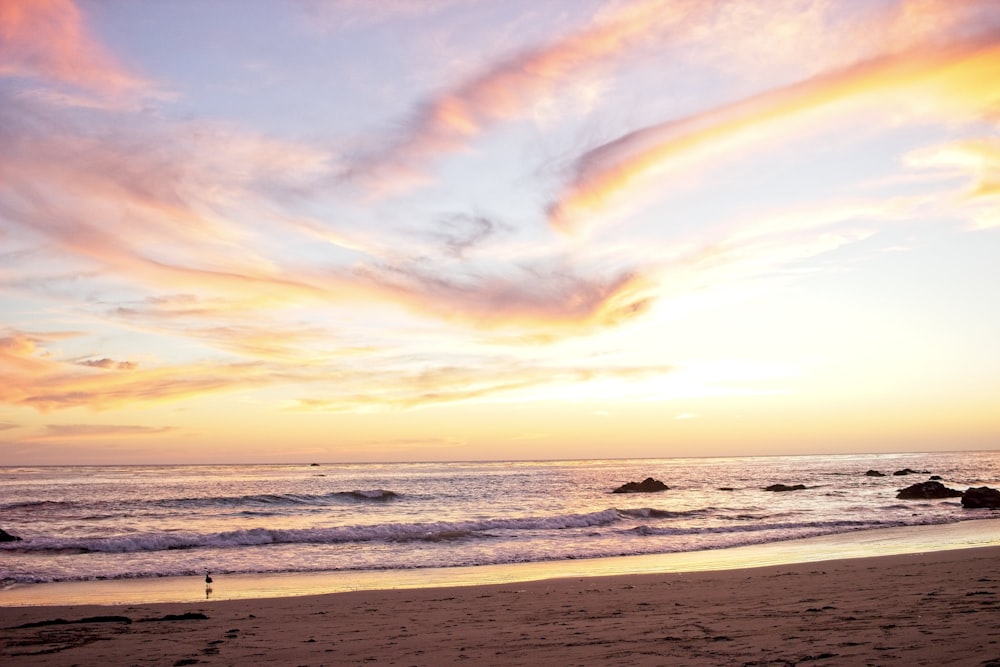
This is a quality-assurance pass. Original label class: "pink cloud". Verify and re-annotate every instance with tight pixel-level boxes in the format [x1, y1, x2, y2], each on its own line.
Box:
[0, 0, 144, 95]
[345, 0, 702, 192]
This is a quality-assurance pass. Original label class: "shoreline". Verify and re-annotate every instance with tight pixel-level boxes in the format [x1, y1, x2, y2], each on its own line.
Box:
[3, 544, 1000, 666]
[4, 517, 1000, 608]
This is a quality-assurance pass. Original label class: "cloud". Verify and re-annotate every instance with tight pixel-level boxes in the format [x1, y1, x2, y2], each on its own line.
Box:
[351, 257, 654, 331]
[342, 0, 703, 192]
[0, 92, 339, 309]
[668, 197, 918, 289]
[906, 138, 1000, 230]
[2, 41, 657, 351]
[0, 0, 145, 96]
[185, 325, 377, 364]
[77, 358, 138, 370]
[0, 328, 275, 412]
[34, 424, 177, 440]
[290, 362, 674, 413]
[429, 212, 511, 259]
[0, 330, 78, 371]
[548, 29, 1000, 233]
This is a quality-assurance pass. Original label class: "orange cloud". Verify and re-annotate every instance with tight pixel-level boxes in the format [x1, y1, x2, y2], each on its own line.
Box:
[0, 330, 76, 372]
[0, 0, 143, 94]
[906, 137, 1000, 229]
[34, 424, 177, 440]
[549, 31, 1000, 233]
[0, 329, 274, 412]
[290, 362, 674, 413]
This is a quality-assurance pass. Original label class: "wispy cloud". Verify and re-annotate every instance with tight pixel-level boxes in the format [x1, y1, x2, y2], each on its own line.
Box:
[77, 358, 139, 371]
[0, 0, 146, 97]
[290, 362, 674, 413]
[548, 30, 1000, 233]
[3, 79, 649, 340]
[342, 0, 702, 193]
[33, 424, 177, 440]
[350, 257, 653, 331]
[2, 1, 997, 454]
[0, 328, 273, 412]
[906, 137, 1000, 230]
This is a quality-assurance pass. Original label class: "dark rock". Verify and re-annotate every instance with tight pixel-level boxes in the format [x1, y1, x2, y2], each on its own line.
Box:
[79, 615, 132, 624]
[962, 487, 1000, 509]
[893, 468, 930, 476]
[310, 463, 320, 466]
[764, 484, 807, 492]
[718, 487, 735, 491]
[865, 470, 886, 477]
[0, 528, 22, 542]
[13, 618, 70, 629]
[140, 612, 210, 622]
[929, 475, 942, 481]
[896, 481, 963, 500]
[161, 612, 209, 621]
[613, 477, 669, 493]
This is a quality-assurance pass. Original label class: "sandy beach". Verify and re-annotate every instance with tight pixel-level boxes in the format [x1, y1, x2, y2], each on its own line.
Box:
[3, 545, 999, 666]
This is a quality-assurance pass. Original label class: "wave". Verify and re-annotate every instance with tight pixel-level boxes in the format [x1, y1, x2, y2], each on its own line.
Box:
[156, 489, 400, 509]
[0, 500, 73, 511]
[618, 507, 710, 519]
[625, 518, 902, 537]
[0, 508, 632, 554]
[2, 513, 992, 586]
[0, 506, 919, 556]
[1, 504, 980, 565]
[2, 491, 402, 516]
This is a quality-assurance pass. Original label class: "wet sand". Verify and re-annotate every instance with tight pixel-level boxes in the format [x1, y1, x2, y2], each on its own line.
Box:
[3, 546, 999, 666]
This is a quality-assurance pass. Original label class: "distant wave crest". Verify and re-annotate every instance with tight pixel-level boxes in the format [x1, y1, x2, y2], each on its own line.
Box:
[1, 508, 630, 554]
[157, 489, 401, 509]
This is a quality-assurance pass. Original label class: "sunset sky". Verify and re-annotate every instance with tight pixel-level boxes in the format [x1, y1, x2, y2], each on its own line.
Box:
[1, 0, 999, 464]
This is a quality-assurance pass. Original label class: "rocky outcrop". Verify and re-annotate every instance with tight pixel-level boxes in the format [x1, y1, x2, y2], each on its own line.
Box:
[893, 468, 930, 476]
[764, 484, 807, 492]
[896, 481, 963, 500]
[865, 470, 886, 477]
[613, 477, 669, 493]
[962, 487, 1000, 509]
[0, 528, 22, 542]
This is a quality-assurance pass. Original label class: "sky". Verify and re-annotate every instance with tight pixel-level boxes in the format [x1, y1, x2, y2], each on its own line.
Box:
[1, 0, 999, 464]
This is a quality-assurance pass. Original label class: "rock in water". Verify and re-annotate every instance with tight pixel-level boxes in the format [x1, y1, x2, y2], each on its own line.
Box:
[0, 528, 22, 542]
[764, 484, 807, 492]
[961, 486, 1000, 509]
[613, 477, 669, 493]
[896, 481, 963, 499]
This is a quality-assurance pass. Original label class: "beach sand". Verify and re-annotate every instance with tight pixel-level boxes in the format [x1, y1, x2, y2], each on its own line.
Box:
[3, 546, 999, 666]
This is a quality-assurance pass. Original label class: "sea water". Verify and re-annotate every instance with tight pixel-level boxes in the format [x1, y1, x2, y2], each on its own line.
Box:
[2, 452, 999, 590]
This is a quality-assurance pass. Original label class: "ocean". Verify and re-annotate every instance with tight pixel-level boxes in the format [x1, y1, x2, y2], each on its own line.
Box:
[2, 451, 999, 596]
